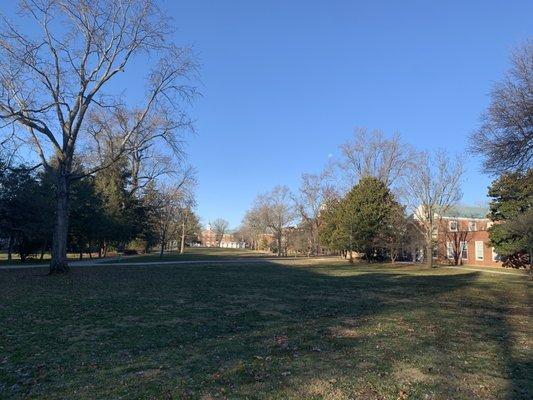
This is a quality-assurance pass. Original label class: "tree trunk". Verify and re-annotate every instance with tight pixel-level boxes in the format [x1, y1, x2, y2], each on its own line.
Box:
[277, 234, 282, 257]
[180, 218, 186, 254]
[50, 171, 70, 274]
[159, 236, 165, 259]
[7, 236, 13, 261]
[426, 235, 433, 268]
[527, 248, 533, 280]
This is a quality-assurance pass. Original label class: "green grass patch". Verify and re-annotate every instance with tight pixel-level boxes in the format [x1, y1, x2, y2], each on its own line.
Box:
[109, 247, 273, 263]
[0, 252, 531, 399]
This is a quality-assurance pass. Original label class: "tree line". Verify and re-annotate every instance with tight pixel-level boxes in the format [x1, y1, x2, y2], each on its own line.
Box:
[0, 156, 200, 262]
[238, 42, 532, 272]
[0, 0, 200, 270]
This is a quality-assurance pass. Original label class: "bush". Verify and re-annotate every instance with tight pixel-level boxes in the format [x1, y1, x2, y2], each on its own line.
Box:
[123, 249, 138, 255]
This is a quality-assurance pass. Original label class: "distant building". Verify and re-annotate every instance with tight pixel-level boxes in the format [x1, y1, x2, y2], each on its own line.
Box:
[421, 205, 501, 267]
[200, 224, 246, 249]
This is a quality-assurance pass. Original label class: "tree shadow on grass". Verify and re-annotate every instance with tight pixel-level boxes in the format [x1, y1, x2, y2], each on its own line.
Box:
[0, 260, 530, 399]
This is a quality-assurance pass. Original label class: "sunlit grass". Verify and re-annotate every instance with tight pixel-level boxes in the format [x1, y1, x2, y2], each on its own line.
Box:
[0, 251, 530, 399]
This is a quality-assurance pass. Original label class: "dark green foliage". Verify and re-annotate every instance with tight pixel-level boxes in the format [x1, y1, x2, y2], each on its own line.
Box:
[94, 161, 143, 252]
[0, 167, 53, 260]
[68, 178, 108, 257]
[0, 159, 157, 261]
[320, 177, 405, 261]
[488, 170, 533, 270]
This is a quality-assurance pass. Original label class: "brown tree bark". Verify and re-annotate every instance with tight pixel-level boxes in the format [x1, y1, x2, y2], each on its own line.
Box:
[180, 218, 186, 254]
[426, 235, 433, 268]
[7, 236, 13, 261]
[50, 169, 70, 274]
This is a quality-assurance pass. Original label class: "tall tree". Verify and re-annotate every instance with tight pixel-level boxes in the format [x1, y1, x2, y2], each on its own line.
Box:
[338, 128, 417, 190]
[0, 166, 53, 261]
[487, 171, 532, 275]
[211, 218, 229, 247]
[0, 0, 197, 273]
[341, 177, 403, 262]
[178, 206, 200, 254]
[405, 151, 464, 267]
[68, 177, 107, 259]
[376, 204, 409, 264]
[470, 42, 533, 174]
[251, 185, 295, 256]
[445, 227, 472, 266]
[293, 168, 336, 256]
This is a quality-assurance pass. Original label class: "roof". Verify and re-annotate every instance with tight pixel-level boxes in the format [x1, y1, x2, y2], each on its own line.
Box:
[441, 205, 488, 219]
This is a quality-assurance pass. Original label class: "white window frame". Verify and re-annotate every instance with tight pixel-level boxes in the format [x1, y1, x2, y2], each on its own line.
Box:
[446, 241, 454, 259]
[449, 220, 458, 232]
[475, 241, 484, 261]
[432, 245, 438, 259]
[492, 247, 500, 262]
[460, 241, 468, 260]
[468, 221, 476, 231]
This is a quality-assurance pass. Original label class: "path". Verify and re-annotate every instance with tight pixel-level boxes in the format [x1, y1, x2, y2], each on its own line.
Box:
[0, 257, 528, 277]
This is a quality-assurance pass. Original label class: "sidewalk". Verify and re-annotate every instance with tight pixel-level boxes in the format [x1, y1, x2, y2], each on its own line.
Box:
[443, 265, 528, 276]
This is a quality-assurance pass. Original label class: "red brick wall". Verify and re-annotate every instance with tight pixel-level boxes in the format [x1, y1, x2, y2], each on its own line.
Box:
[436, 218, 501, 267]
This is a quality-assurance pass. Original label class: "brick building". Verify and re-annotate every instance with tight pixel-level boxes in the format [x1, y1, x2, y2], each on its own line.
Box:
[433, 206, 501, 267]
[200, 225, 246, 249]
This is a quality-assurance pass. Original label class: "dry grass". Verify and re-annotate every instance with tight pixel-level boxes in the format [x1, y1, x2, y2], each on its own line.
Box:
[0, 251, 531, 399]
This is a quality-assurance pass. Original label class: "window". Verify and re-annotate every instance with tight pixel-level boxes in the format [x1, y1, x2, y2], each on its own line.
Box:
[446, 242, 453, 259]
[468, 221, 476, 231]
[475, 241, 484, 261]
[492, 247, 501, 262]
[449, 220, 458, 232]
[460, 241, 468, 259]
[432, 245, 438, 259]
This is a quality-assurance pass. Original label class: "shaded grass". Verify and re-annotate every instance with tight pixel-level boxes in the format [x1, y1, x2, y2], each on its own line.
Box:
[109, 247, 274, 263]
[0, 253, 98, 266]
[0, 254, 531, 399]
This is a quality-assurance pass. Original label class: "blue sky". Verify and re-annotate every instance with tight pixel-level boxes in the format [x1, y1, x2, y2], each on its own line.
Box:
[167, 0, 532, 228]
[5, 1, 533, 229]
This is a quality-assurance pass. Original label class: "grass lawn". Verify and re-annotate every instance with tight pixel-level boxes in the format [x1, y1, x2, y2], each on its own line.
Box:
[0, 252, 104, 266]
[109, 247, 274, 263]
[0, 252, 531, 399]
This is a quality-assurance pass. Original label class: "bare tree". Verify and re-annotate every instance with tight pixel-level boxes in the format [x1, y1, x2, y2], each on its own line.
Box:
[470, 41, 533, 175]
[151, 186, 182, 258]
[445, 226, 472, 266]
[211, 218, 229, 247]
[252, 185, 296, 257]
[179, 197, 197, 255]
[0, 0, 197, 273]
[405, 151, 464, 268]
[339, 128, 417, 189]
[145, 166, 196, 258]
[238, 209, 267, 250]
[293, 167, 337, 256]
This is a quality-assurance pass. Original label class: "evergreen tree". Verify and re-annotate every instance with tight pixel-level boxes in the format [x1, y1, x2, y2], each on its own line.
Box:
[488, 170, 533, 273]
[320, 177, 403, 262]
[0, 167, 53, 261]
[94, 160, 142, 253]
[68, 178, 108, 259]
